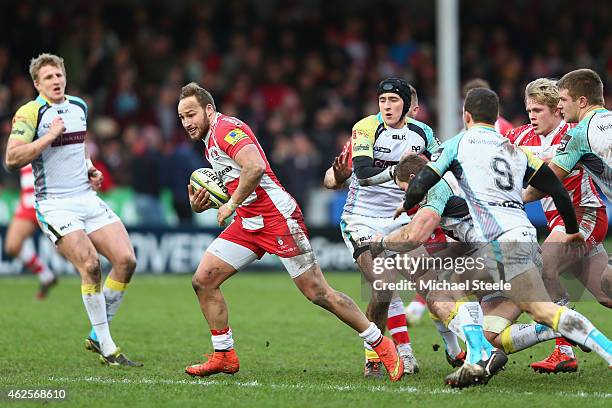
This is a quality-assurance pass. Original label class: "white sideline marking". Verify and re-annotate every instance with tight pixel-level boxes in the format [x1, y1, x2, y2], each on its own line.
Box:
[46, 376, 611, 398]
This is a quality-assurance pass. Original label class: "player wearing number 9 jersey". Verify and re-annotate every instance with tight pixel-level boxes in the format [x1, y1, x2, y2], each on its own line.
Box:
[403, 87, 612, 371]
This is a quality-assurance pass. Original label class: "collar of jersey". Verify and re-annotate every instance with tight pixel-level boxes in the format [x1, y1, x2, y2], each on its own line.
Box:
[584, 106, 607, 119]
[204, 112, 222, 142]
[36, 93, 67, 106]
[472, 123, 496, 132]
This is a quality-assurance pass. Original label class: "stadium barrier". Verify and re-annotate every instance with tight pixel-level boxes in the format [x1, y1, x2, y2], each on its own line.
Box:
[0, 226, 356, 275]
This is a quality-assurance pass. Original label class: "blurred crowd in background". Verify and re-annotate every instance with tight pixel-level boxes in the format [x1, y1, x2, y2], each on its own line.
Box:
[1, 0, 612, 226]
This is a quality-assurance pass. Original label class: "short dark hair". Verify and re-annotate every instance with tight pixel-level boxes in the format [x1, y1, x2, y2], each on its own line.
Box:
[395, 154, 428, 183]
[557, 69, 604, 106]
[462, 78, 491, 98]
[464, 88, 499, 125]
[180, 82, 216, 110]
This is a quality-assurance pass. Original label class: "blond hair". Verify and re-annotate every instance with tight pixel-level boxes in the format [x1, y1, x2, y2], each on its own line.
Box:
[525, 78, 559, 110]
[29, 53, 66, 82]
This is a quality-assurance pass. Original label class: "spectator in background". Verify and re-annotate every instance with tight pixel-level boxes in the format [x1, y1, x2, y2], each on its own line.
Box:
[161, 140, 206, 224]
[131, 126, 166, 226]
[0, 1, 611, 227]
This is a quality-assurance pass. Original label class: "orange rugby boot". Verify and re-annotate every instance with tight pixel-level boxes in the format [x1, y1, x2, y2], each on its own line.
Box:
[185, 349, 240, 377]
[372, 336, 404, 382]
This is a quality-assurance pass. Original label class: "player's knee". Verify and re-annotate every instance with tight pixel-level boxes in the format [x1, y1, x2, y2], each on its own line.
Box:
[117, 252, 137, 274]
[82, 258, 101, 280]
[521, 303, 550, 324]
[192, 267, 219, 292]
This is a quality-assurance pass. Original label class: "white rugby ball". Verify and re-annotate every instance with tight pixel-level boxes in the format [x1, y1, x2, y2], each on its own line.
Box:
[190, 168, 230, 208]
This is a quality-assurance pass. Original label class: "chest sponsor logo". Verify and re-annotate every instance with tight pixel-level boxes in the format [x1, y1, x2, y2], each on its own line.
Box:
[217, 166, 232, 180]
[57, 108, 69, 114]
[596, 122, 612, 132]
[373, 146, 391, 153]
[373, 158, 398, 168]
[50, 131, 86, 147]
[392, 134, 406, 140]
[224, 128, 249, 145]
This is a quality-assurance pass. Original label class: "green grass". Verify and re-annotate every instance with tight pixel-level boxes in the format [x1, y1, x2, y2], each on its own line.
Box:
[0, 272, 610, 407]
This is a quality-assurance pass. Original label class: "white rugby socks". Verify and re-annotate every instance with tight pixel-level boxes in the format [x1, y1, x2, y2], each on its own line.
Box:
[433, 318, 463, 359]
[82, 283, 117, 356]
[554, 307, 612, 365]
[499, 323, 558, 354]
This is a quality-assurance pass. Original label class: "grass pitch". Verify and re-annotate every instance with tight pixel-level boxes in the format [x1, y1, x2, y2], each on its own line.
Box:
[0, 272, 610, 407]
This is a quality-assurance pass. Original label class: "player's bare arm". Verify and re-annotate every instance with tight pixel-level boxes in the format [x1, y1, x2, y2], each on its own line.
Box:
[372, 208, 441, 256]
[216, 144, 266, 226]
[5, 117, 64, 170]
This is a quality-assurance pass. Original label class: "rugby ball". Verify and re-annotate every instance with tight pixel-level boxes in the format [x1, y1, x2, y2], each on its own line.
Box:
[190, 168, 230, 208]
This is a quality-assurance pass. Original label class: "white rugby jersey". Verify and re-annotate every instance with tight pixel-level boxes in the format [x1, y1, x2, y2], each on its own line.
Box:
[9, 94, 89, 200]
[428, 124, 543, 241]
[553, 108, 612, 201]
[344, 114, 439, 218]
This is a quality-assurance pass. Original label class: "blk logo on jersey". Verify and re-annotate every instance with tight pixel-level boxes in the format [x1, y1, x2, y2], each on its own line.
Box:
[392, 134, 406, 140]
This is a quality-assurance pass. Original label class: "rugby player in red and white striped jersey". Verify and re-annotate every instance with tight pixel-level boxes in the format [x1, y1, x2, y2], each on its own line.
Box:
[178, 82, 404, 381]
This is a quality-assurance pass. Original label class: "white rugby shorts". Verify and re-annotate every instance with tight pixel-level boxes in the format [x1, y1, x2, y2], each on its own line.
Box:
[340, 212, 411, 260]
[35, 190, 120, 244]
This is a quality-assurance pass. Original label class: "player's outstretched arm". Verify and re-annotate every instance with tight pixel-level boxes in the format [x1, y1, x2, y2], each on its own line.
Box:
[354, 156, 395, 186]
[373, 208, 441, 256]
[5, 117, 64, 170]
[528, 163, 578, 234]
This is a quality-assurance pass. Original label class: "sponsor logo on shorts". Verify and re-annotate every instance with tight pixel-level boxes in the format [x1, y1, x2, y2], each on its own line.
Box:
[59, 222, 72, 231]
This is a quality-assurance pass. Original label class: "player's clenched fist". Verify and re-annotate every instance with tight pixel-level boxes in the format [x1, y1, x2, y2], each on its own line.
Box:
[48, 117, 65, 139]
[187, 184, 215, 213]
